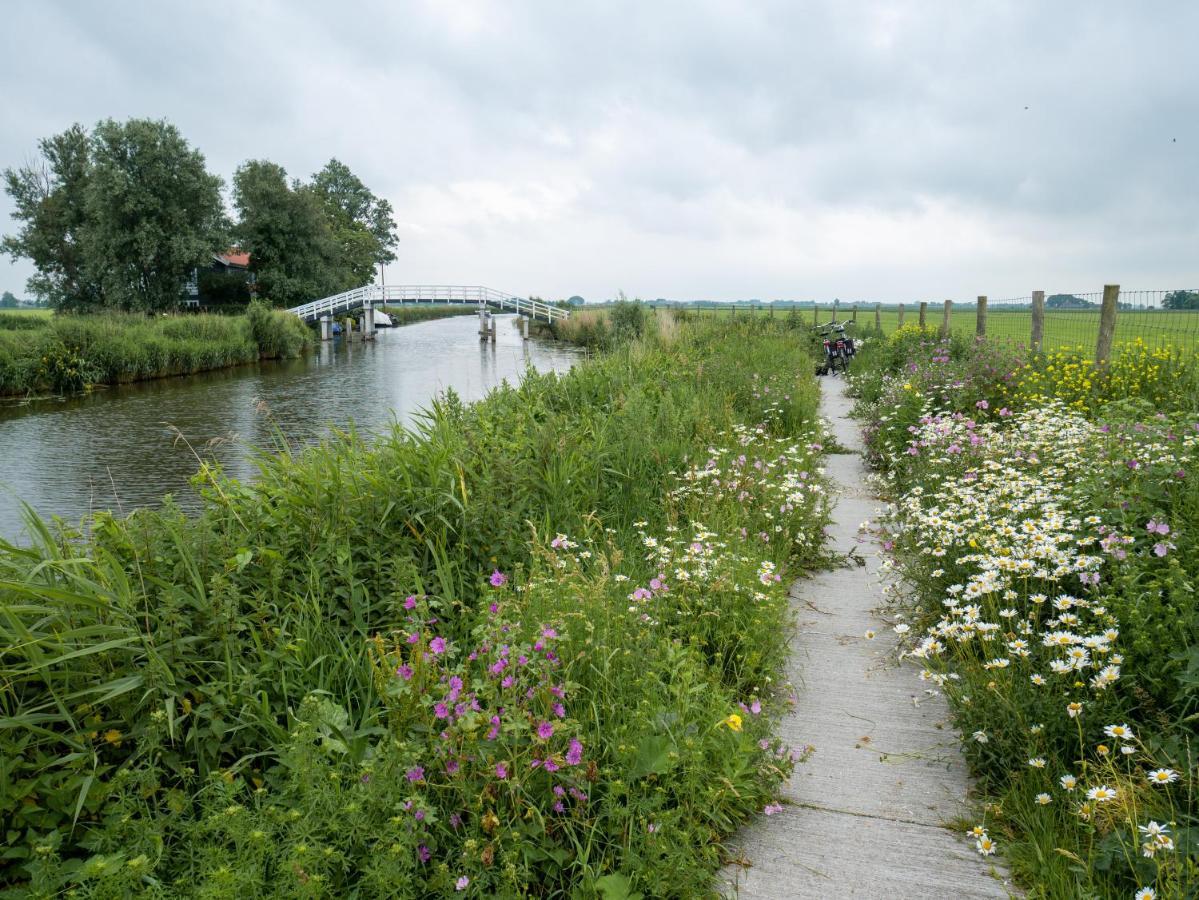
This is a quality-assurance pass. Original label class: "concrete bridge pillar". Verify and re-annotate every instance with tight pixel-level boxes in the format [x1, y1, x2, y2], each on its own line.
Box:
[320, 315, 332, 341]
[489, 315, 497, 343]
[362, 301, 375, 340]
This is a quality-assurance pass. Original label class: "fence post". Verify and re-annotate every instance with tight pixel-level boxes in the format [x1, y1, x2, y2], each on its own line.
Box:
[897, 303, 905, 328]
[813, 304, 818, 325]
[918, 301, 928, 329]
[1031, 290, 1045, 351]
[832, 299, 840, 322]
[976, 296, 987, 338]
[852, 303, 858, 322]
[941, 299, 952, 337]
[1095, 284, 1120, 366]
[874, 302, 881, 332]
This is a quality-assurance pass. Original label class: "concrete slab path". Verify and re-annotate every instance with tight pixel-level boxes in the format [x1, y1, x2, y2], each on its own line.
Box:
[720, 376, 1016, 899]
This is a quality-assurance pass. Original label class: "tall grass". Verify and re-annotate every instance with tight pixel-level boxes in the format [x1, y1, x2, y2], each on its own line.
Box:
[0, 302, 310, 395]
[0, 318, 827, 896]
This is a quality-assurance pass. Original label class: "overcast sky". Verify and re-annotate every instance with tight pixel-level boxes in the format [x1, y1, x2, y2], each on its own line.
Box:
[1, 1, 1195, 303]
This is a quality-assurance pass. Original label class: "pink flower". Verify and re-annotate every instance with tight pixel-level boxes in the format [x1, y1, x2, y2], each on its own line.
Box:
[406, 767, 425, 783]
[446, 758, 459, 775]
[404, 595, 417, 610]
[537, 721, 554, 740]
[417, 844, 430, 863]
[406, 632, 420, 644]
[456, 876, 469, 891]
[764, 803, 784, 816]
[396, 664, 413, 680]
[488, 602, 499, 614]
[429, 636, 447, 655]
[975, 400, 989, 410]
[750, 699, 762, 715]
[490, 570, 508, 587]
[495, 762, 508, 779]
[541, 627, 558, 639]
[566, 738, 583, 765]
[553, 703, 565, 718]
[434, 702, 450, 719]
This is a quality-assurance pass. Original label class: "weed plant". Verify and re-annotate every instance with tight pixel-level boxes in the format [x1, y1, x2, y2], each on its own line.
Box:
[1, 318, 828, 897]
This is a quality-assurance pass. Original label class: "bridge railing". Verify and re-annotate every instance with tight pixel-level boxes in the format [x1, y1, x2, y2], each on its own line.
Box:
[287, 285, 569, 324]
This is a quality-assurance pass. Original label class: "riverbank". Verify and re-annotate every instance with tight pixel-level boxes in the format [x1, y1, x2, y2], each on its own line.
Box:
[0, 301, 309, 396]
[2, 316, 831, 896]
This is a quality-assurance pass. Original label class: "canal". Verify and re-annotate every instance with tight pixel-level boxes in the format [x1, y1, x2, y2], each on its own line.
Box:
[0, 314, 579, 539]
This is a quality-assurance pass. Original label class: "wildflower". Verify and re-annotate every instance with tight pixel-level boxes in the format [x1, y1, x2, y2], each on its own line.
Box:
[536, 721, 554, 740]
[429, 636, 447, 655]
[975, 834, 997, 856]
[1059, 774, 1077, 791]
[893, 623, 910, 635]
[490, 570, 508, 587]
[1147, 768, 1179, 785]
[1086, 785, 1116, 803]
[1028, 757, 1047, 769]
[972, 730, 988, 743]
[406, 767, 425, 783]
[456, 876, 470, 891]
[750, 699, 762, 715]
[495, 762, 508, 779]
[434, 703, 450, 719]
[404, 595, 417, 610]
[722, 713, 743, 732]
[566, 738, 583, 766]
[396, 664, 414, 680]
[1029, 674, 1046, 686]
[863, 629, 876, 640]
[1135, 889, 1156, 900]
[1066, 702, 1083, 718]
[764, 803, 783, 816]
[1035, 793, 1051, 805]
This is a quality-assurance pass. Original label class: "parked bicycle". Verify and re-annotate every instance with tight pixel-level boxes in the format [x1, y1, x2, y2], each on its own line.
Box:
[814, 320, 855, 376]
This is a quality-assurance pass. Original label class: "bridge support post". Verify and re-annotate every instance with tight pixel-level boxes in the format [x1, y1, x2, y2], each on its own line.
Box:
[319, 315, 331, 341]
[362, 301, 375, 341]
[479, 310, 488, 341]
[520, 316, 529, 341]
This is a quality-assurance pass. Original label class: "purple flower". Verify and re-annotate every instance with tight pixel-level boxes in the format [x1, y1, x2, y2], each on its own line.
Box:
[541, 627, 558, 639]
[764, 803, 784, 816]
[750, 699, 762, 715]
[1154, 542, 1174, 557]
[418, 844, 430, 863]
[495, 762, 508, 779]
[414, 809, 425, 821]
[429, 636, 447, 655]
[404, 595, 418, 610]
[975, 400, 989, 410]
[446, 758, 460, 775]
[396, 664, 414, 680]
[566, 738, 583, 766]
[407, 632, 420, 644]
[406, 767, 425, 783]
[537, 721, 554, 740]
[1147, 519, 1170, 536]
[488, 602, 499, 614]
[434, 702, 450, 719]
[553, 703, 565, 718]
[490, 570, 508, 587]
[543, 758, 560, 772]
[456, 876, 470, 891]
[553, 801, 565, 813]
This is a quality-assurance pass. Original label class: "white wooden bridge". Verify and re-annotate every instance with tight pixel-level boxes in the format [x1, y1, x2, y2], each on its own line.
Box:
[287, 284, 570, 325]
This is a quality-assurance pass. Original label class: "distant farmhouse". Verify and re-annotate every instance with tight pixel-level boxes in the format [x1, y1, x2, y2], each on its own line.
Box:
[183, 250, 255, 307]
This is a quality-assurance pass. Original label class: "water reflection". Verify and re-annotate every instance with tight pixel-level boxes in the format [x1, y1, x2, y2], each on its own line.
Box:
[0, 314, 578, 538]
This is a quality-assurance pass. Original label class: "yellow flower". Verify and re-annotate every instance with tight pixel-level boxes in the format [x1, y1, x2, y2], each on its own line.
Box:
[102, 729, 122, 746]
[722, 713, 743, 732]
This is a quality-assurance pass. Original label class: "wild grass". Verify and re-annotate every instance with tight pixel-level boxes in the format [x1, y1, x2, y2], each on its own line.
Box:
[0, 301, 310, 395]
[0, 317, 828, 897]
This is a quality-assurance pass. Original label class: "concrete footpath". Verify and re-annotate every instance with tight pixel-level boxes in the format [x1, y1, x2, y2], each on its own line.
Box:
[720, 376, 1015, 898]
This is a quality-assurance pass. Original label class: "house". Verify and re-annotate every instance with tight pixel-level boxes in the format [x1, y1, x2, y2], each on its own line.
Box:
[183, 250, 255, 307]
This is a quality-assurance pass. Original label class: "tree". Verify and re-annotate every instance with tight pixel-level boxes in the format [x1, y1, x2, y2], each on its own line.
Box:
[233, 160, 341, 307]
[0, 291, 18, 308]
[2, 124, 104, 310]
[3, 119, 226, 312]
[83, 119, 227, 312]
[1045, 294, 1093, 309]
[566, 295, 585, 306]
[1163, 290, 1199, 311]
[310, 158, 398, 285]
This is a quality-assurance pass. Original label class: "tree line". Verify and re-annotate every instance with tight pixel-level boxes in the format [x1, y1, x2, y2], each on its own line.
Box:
[2, 118, 397, 312]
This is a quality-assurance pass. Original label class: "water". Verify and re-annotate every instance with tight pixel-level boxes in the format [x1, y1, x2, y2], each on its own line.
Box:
[0, 315, 579, 539]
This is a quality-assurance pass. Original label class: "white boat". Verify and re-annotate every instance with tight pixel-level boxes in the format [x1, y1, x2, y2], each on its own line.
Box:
[373, 310, 394, 328]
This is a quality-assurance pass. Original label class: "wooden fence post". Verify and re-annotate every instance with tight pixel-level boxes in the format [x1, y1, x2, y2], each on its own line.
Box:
[897, 303, 905, 328]
[918, 301, 928, 329]
[941, 299, 952, 338]
[852, 304, 858, 322]
[874, 302, 881, 332]
[813, 304, 819, 325]
[832, 299, 840, 322]
[1031, 290, 1045, 351]
[1095, 284, 1120, 366]
[976, 296, 987, 338]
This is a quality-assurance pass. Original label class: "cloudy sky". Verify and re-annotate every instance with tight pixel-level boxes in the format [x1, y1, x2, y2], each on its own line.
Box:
[1, 1, 1195, 303]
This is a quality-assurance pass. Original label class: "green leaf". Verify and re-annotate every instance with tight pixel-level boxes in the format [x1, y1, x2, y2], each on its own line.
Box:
[628, 734, 675, 780]
[595, 873, 642, 900]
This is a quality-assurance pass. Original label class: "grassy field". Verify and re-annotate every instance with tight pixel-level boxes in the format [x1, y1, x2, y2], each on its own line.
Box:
[669, 304, 1199, 355]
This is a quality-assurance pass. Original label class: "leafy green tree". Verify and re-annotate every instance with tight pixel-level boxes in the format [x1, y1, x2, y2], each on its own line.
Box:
[233, 160, 341, 307]
[83, 119, 227, 312]
[2, 124, 104, 310]
[0, 291, 18, 308]
[1163, 290, 1199, 310]
[3, 120, 226, 313]
[310, 158, 398, 285]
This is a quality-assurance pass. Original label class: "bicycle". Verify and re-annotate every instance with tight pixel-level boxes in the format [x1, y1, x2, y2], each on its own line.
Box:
[814, 320, 855, 376]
